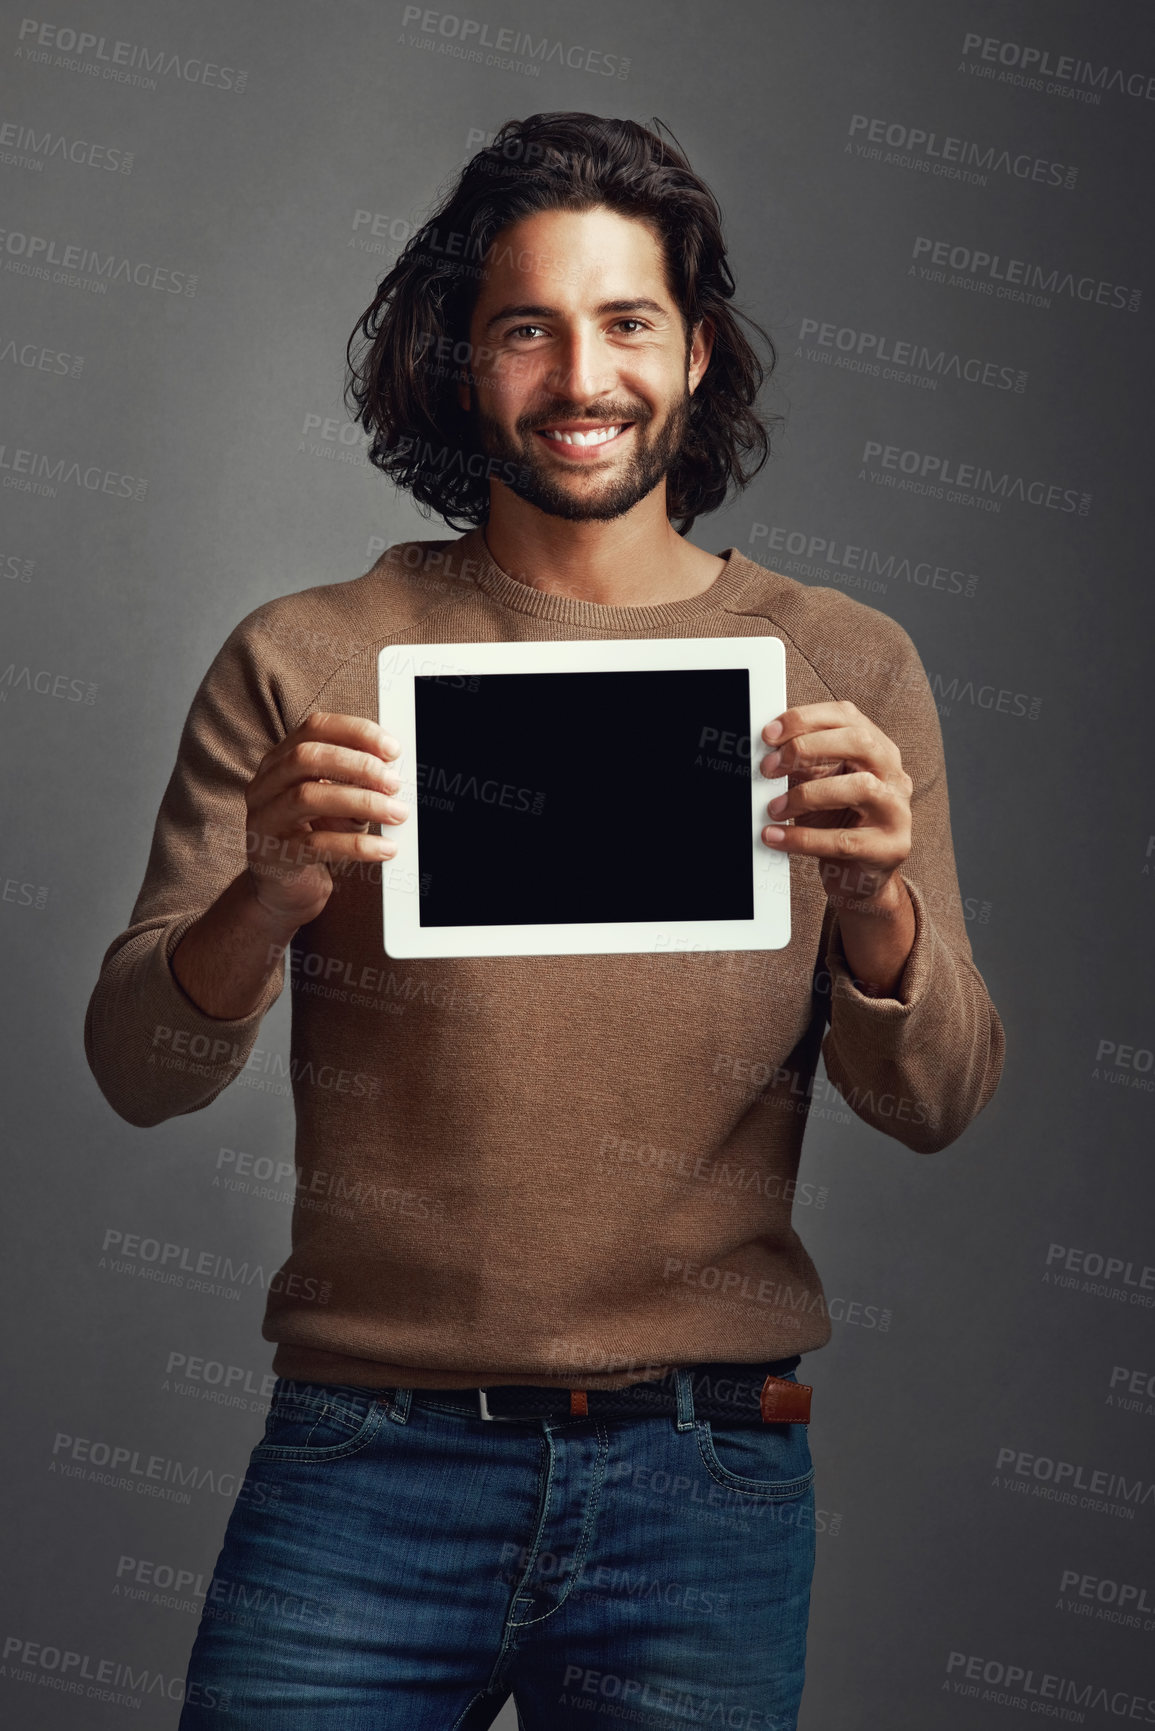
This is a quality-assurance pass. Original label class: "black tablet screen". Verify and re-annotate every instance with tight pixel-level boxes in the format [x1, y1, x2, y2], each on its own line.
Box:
[413, 668, 755, 927]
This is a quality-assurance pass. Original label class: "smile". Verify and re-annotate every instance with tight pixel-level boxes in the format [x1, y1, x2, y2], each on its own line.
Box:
[535, 423, 632, 450]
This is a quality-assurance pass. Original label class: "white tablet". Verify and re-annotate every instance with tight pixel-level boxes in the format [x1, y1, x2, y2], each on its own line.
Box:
[376, 636, 789, 959]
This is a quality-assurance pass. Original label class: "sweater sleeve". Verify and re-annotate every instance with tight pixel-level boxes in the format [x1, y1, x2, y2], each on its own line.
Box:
[814, 624, 1006, 1154]
[84, 613, 291, 1128]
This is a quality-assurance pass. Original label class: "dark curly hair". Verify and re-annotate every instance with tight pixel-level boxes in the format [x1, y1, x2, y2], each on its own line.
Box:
[344, 112, 778, 536]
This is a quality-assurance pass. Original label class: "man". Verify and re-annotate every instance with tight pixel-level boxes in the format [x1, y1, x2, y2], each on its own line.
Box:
[86, 112, 1004, 1730]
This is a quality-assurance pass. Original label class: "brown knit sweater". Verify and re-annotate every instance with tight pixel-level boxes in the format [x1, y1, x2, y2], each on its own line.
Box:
[84, 528, 1005, 1390]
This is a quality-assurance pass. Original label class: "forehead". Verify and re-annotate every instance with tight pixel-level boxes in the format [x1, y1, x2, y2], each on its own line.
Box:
[471, 205, 672, 308]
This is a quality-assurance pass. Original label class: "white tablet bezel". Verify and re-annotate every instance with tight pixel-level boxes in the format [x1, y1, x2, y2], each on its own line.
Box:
[376, 636, 789, 958]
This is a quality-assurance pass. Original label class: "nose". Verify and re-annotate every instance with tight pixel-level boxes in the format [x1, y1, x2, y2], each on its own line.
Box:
[546, 322, 617, 403]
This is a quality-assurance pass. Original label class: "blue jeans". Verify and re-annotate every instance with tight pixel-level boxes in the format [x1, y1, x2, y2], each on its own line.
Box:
[178, 1368, 816, 1730]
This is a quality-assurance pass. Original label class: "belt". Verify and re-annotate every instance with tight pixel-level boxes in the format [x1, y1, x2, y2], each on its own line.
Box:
[408, 1357, 811, 1425]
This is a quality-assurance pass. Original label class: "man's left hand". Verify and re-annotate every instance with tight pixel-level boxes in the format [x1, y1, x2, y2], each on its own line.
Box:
[760, 700, 913, 915]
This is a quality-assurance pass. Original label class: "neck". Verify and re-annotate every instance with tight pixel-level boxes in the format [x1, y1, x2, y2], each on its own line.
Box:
[481, 485, 726, 607]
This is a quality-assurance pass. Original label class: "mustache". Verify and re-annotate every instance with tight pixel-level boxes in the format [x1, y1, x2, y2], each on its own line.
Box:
[517, 403, 652, 433]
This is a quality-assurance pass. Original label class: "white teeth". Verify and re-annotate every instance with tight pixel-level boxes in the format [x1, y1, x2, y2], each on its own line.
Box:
[540, 425, 624, 446]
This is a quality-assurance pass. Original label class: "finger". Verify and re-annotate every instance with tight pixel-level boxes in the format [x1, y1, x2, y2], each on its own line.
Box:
[301, 828, 403, 863]
[766, 769, 910, 824]
[763, 700, 864, 745]
[761, 723, 903, 780]
[761, 819, 904, 868]
[285, 711, 401, 761]
[258, 781, 409, 836]
[258, 828, 402, 869]
[252, 738, 402, 807]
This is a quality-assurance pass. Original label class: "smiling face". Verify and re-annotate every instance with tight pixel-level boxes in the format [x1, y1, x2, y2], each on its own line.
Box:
[458, 205, 712, 523]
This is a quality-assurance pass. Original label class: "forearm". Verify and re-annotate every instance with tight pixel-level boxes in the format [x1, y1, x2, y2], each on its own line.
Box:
[172, 870, 302, 1020]
[826, 872, 916, 998]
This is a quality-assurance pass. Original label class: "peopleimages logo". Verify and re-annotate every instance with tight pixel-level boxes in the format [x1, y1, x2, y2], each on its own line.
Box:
[99, 1228, 332, 1305]
[1043, 1240, 1155, 1306]
[1058, 1566, 1155, 1630]
[797, 316, 1027, 394]
[0, 120, 134, 174]
[400, 7, 630, 79]
[910, 236, 1141, 313]
[944, 1650, 1155, 1720]
[860, 438, 1090, 516]
[0, 441, 147, 500]
[847, 114, 1076, 189]
[748, 521, 979, 600]
[0, 226, 197, 295]
[959, 32, 1155, 104]
[3, 1632, 229, 1714]
[14, 18, 248, 92]
[994, 1444, 1155, 1519]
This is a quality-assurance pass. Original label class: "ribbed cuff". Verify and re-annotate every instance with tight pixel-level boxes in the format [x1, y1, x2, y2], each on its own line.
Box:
[150, 909, 285, 1042]
[823, 874, 937, 1022]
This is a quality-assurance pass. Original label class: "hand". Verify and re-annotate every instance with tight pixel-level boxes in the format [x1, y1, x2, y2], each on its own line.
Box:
[243, 712, 409, 927]
[759, 700, 913, 914]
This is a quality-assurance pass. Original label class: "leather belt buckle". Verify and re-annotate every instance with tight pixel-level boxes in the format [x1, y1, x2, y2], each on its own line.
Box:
[759, 1375, 812, 1424]
[478, 1390, 517, 1421]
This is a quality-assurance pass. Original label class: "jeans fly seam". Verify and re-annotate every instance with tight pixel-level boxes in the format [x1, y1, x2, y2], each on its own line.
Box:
[487, 1431, 555, 1677]
[503, 1421, 611, 1627]
[535, 1419, 609, 1619]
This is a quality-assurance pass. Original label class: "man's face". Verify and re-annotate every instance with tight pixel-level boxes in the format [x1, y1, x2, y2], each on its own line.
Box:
[458, 205, 712, 522]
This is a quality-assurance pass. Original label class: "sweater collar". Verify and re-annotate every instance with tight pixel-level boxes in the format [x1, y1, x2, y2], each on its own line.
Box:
[458, 525, 761, 631]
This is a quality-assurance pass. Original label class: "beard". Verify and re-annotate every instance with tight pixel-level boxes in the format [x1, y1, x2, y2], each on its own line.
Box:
[470, 388, 691, 522]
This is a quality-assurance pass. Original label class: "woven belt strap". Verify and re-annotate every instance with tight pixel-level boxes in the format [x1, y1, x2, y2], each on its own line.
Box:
[411, 1357, 811, 1424]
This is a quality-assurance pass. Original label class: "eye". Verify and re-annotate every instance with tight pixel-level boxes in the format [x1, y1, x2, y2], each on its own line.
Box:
[505, 324, 548, 340]
[613, 319, 647, 334]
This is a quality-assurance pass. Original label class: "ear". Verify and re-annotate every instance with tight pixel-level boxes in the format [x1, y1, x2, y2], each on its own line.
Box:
[457, 376, 471, 413]
[687, 317, 714, 395]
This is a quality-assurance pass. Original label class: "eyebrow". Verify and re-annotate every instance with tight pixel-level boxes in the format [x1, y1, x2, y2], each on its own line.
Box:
[482, 298, 669, 333]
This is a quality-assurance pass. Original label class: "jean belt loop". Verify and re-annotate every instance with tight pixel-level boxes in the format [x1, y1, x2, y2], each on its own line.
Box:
[674, 1367, 696, 1432]
[386, 1386, 413, 1425]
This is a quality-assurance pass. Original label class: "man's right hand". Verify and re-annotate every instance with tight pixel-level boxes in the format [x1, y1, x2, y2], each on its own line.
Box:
[171, 712, 408, 1023]
[244, 711, 409, 928]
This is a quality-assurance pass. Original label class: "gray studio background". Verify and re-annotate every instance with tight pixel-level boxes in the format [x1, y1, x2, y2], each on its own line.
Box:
[3, 0, 1154, 1725]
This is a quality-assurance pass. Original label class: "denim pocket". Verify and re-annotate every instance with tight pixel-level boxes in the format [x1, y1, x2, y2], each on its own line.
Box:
[695, 1417, 814, 1500]
[252, 1379, 387, 1461]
